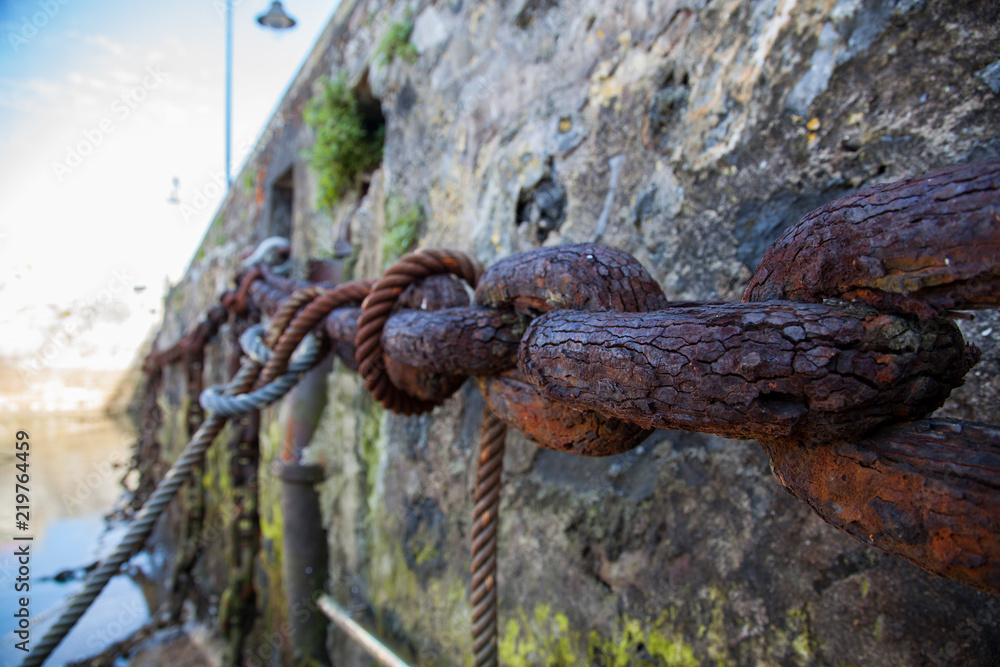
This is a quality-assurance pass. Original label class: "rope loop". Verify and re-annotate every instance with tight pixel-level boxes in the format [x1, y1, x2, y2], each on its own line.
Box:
[257, 280, 372, 386]
[200, 328, 321, 417]
[355, 248, 483, 415]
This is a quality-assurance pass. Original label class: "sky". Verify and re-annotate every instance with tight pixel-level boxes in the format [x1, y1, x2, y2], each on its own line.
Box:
[0, 0, 340, 383]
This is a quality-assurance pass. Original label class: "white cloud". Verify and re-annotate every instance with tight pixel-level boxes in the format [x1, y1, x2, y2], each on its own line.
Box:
[83, 33, 128, 59]
[0, 0, 342, 383]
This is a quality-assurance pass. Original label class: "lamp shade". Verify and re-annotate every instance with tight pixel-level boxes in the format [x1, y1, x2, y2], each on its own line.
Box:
[257, 1, 296, 30]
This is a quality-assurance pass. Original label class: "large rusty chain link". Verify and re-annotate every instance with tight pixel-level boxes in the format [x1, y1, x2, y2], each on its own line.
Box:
[354, 248, 483, 414]
[126, 158, 999, 666]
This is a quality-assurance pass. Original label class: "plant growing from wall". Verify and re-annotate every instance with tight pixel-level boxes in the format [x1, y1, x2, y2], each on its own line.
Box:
[382, 195, 425, 267]
[304, 72, 385, 209]
[374, 7, 418, 65]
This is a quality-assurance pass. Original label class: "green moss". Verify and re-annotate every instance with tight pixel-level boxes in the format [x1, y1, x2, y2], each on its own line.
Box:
[374, 8, 418, 65]
[500, 604, 579, 666]
[588, 615, 699, 667]
[242, 170, 254, 194]
[382, 196, 425, 268]
[373, 534, 420, 611]
[359, 398, 385, 509]
[787, 607, 818, 660]
[411, 535, 439, 567]
[702, 586, 728, 664]
[872, 614, 886, 642]
[303, 72, 385, 209]
[369, 531, 469, 664]
[500, 606, 700, 667]
[645, 625, 701, 666]
[202, 422, 234, 500]
[258, 417, 285, 558]
[255, 416, 288, 644]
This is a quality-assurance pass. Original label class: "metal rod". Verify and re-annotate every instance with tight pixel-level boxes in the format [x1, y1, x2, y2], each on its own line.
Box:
[317, 595, 412, 667]
[225, 0, 233, 187]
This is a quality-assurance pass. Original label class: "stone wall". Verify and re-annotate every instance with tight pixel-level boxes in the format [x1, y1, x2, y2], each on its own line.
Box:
[150, 0, 1000, 664]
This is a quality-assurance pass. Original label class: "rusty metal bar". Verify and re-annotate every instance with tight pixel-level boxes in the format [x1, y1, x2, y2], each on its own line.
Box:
[480, 370, 651, 456]
[760, 418, 1000, 595]
[354, 248, 483, 415]
[475, 242, 668, 315]
[517, 302, 977, 445]
[277, 354, 334, 664]
[745, 158, 1000, 316]
[382, 307, 527, 376]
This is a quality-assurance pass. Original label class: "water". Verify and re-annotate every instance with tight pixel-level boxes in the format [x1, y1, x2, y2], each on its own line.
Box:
[0, 413, 152, 666]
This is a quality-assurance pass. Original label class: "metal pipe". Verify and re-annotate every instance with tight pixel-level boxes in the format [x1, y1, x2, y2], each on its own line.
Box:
[225, 0, 233, 187]
[317, 596, 412, 667]
[277, 353, 333, 664]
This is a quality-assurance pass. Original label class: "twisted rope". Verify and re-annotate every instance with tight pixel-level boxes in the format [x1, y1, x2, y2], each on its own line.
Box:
[21, 361, 258, 667]
[264, 285, 325, 348]
[258, 280, 372, 385]
[199, 330, 321, 417]
[355, 249, 482, 415]
[470, 408, 506, 667]
[23, 322, 324, 667]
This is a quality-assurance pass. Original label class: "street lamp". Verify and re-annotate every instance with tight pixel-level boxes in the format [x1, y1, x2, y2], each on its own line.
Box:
[257, 2, 297, 29]
[225, 1, 298, 188]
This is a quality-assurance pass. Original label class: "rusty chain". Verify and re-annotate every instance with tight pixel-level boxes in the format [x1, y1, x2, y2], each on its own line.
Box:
[354, 249, 483, 414]
[24, 275, 368, 667]
[218, 410, 261, 667]
[120, 158, 999, 665]
[165, 334, 210, 621]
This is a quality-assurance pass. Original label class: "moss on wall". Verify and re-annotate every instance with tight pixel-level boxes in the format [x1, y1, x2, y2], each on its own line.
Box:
[381, 195, 424, 268]
[368, 527, 471, 665]
[358, 397, 385, 512]
[374, 8, 418, 66]
[253, 414, 288, 647]
[498, 604, 700, 667]
[303, 73, 385, 210]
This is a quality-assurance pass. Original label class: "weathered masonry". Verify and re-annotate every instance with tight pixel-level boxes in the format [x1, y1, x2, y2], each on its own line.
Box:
[134, 1, 999, 666]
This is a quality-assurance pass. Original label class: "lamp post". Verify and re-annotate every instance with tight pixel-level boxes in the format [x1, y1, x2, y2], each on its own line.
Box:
[257, 1, 297, 29]
[225, 1, 297, 188]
